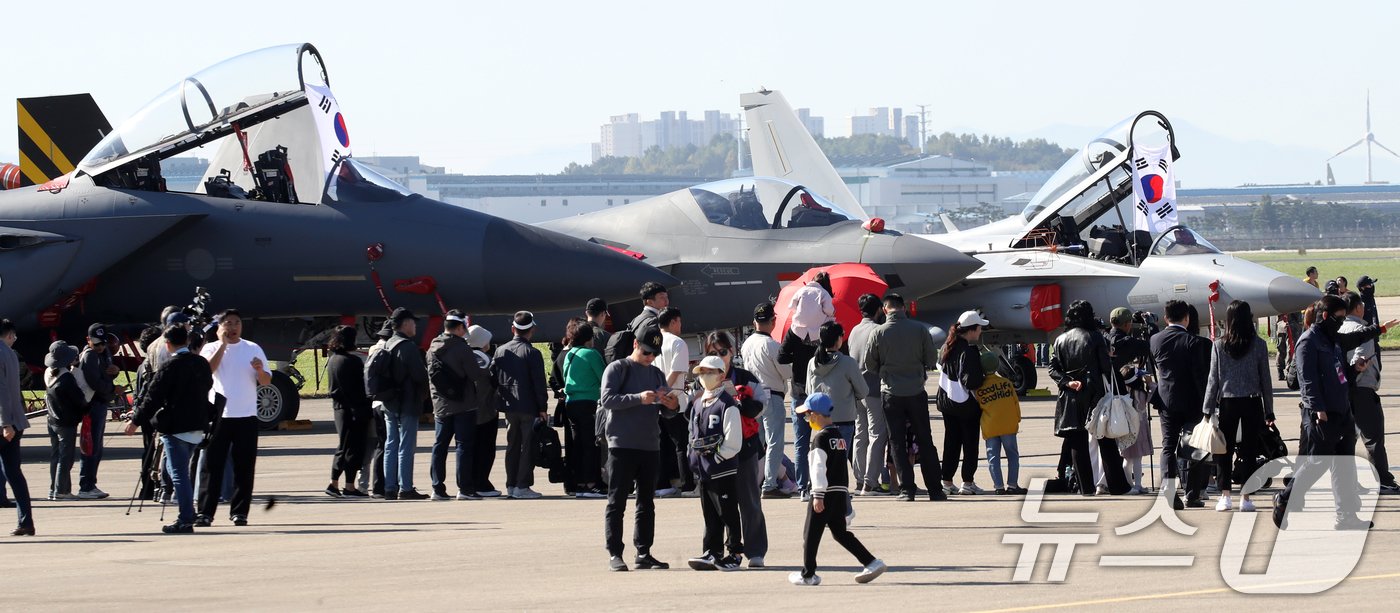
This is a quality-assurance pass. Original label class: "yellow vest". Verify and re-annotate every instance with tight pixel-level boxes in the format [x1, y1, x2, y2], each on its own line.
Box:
[974, 374, 1021, 439]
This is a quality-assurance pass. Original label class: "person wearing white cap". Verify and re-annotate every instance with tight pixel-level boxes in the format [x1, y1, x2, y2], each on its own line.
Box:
[465, 325, 503, 497]
[494, 311, 549, 499]
[685, 355, 745, 572]
[936, 310, 989, 496]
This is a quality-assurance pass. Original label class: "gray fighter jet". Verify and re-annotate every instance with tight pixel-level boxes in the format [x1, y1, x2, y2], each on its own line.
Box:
[539, 176, 982, 332]
[0, 44, 673, 425]
[743, 90, 1319, 392]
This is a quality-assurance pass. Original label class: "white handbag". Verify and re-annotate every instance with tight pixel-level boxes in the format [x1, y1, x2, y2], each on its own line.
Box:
[1187, 414, 1227, 455]
[1102, 367, 1136, 440]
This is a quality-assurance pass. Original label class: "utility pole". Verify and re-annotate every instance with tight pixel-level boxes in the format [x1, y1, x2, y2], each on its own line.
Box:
[916, 104, 931, 154]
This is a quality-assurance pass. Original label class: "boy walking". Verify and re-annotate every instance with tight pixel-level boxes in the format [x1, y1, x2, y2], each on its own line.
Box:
[790, 393, 887, 586]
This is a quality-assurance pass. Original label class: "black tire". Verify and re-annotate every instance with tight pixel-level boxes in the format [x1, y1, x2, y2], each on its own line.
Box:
[255, 370, 301, 430]
[999, 355, 1037, 397]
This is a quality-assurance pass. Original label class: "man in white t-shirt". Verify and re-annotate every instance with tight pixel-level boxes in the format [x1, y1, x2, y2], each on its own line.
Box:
[194, 309, 271, 527]
[656, 307, 691, 496]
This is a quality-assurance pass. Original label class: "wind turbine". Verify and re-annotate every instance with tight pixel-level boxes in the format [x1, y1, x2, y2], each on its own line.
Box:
[1328, 90, 1400, 184]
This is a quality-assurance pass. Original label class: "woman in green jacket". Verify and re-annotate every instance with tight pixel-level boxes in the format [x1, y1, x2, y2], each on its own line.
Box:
[563, 321, 607, 498]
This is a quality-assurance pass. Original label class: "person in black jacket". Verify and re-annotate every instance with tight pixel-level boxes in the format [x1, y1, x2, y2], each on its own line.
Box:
[703, 331, 771, 568]
[937, 311, 988, 496]
[1048, 301, 1113, 497]
[125, 325, 216, 534]
[1276, 294, 1393, 531]
[78, 323, 123, 500]
[494, 311, 549, 499]
[428, 311, 493, 501]
[44, 342, 86, 501]
[326, 325, 370, 498]
[1150, 300, 1210, 510]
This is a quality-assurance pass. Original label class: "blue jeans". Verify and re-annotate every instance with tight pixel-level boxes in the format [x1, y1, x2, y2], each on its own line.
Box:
[790, 390, 810, 492]
[759, 394, 787, 490]
[383, 406, 419, 492]
[430, 412, 476, 495]
[78, 403, 107, 492]
[986, 434, 1020, 490]
[161, 435, 198, 525]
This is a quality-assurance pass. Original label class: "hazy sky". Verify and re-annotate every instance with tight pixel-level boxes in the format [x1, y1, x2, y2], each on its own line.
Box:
[5, 1, 1398, 185]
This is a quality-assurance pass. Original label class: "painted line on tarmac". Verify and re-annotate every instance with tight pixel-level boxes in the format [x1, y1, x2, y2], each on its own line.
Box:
[969, 572, 1400, 612]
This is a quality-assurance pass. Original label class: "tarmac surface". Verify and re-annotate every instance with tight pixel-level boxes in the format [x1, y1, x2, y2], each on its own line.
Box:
[6, 357, 1400, 611]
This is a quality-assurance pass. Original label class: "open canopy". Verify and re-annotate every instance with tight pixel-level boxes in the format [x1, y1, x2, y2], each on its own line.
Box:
[78, 43, 328, 178]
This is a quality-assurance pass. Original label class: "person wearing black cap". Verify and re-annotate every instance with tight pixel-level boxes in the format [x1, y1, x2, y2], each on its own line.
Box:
[1357, 276, 1380, 327]
[77, 322, 121, 500]
[196, 309, 272, 525]
[378, 307, 430, 501]
[0, 319, 35, 536]
[600, 324, 681, 571]
[586, 298, 612, 357]
[741, 302, 792, 497]
[44, 342, 86, 501]
[125, 325, 217, 533]
[495, 311, 549, 499]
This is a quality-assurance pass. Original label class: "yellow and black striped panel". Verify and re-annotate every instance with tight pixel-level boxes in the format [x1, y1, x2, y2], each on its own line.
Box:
[16, 94, 111, 186]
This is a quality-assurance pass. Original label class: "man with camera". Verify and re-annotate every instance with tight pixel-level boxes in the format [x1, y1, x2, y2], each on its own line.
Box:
[126, 325, 216, 533]
[195, 309, 271, 526]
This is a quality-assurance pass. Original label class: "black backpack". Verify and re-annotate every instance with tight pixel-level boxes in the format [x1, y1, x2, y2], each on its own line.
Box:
[427, 341, 466, 402]
[364, 338, 404, 402]
[604, 328, 635, 364]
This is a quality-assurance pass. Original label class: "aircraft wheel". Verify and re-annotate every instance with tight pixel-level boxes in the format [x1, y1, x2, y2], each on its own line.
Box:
[256, 370, 301, 430]
[1003, 355, 1037, 396]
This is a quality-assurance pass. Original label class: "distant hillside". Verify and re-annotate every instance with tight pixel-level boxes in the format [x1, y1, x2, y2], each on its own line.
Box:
[562, 133, 1073, 176]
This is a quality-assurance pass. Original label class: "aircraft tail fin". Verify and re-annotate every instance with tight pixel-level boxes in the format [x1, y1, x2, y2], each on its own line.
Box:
[940, 213, 959, 232]
[740, 89, 867, 219]
[16, 94, 112, 186]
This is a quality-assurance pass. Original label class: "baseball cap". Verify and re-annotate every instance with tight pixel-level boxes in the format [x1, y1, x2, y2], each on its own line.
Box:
[512, 311, 537, 331]
[376, 320, 395, 339]
[165, 311, 192, 326]
[956, 310, 990, 328]
[636, 324, 664, 354]
[87, 323, 107, 340]
[1358, 275, 1379, 287]
[389, 307, 416, 324]
[753, 302, 775, 323]
[1109, 307, 1133, 325]
[692, 355, 726, 374]
[585, 298, 608, 316]
[795, 392, 833, 416]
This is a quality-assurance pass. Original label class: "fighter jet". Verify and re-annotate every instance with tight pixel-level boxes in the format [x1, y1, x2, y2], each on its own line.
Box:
[539, 175, 983, 332]
[743, 90, 1319, 391]
[0, 44, 673, 426]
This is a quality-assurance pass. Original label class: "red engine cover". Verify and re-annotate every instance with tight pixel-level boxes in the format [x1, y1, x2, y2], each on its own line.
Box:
[1029, 283, 1063, 332]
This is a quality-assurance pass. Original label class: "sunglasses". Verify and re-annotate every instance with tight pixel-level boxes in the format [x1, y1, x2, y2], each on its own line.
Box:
[640, 349, 656, 357]
[711, 348, 730, 358]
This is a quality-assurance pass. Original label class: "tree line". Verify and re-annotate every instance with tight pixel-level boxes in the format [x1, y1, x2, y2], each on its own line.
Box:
[1197, 195, 1400, 237]
[562, 132, 1075, 177]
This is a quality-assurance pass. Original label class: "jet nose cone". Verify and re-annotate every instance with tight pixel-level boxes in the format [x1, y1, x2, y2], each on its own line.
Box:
[887, 235, 983, 299]
[479, 219, 676, 313]
[1268, 275, 1321, 315]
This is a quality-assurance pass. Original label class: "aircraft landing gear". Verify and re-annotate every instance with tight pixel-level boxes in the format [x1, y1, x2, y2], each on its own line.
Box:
[256, 369, 303, 430]
[998, 345, 1037, 397]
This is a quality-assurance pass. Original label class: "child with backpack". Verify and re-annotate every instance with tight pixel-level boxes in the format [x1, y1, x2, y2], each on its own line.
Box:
[686, 356, 745, 572]
[790, 392, 887, 586]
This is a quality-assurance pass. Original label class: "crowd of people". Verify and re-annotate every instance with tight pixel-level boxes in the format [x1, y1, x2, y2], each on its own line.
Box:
[0, 264, 1393, 584]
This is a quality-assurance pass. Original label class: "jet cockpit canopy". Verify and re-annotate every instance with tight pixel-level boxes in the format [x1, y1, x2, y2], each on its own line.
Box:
[77, 43, 328, 179]
[688, 177, 854, 231]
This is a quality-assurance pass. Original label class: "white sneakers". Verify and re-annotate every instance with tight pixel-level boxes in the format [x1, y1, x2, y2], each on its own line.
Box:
[1216, 496, 1255, 512]
[855, 559, 888, 584]
[1215, 496, 1233, 512]
[789, 572, 821, 586]
[77, 488, 109, 500]
[961, 482, 985, 495]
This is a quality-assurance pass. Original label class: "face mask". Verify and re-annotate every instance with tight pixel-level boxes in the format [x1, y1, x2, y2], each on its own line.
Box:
[697, 373, 724, 391]
[1322, 315, 1345, 335]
